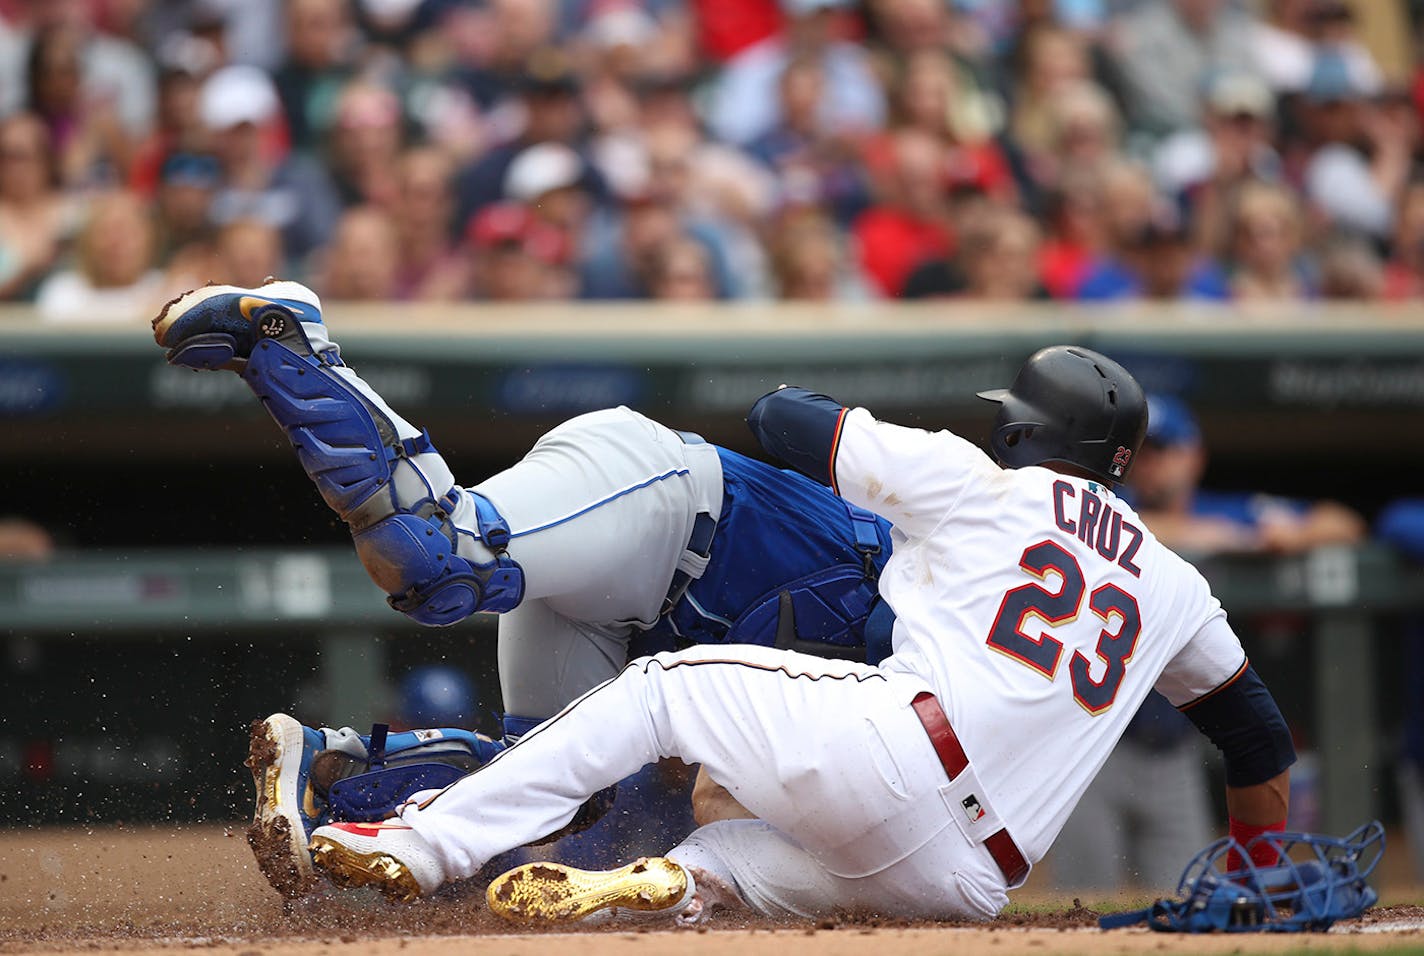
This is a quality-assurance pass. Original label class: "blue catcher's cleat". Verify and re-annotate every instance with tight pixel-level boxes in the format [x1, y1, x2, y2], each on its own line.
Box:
[245, 713, 328, 899]
[152, 279, 325, 370]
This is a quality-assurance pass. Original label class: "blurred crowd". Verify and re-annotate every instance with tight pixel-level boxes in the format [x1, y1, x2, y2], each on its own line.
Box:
[2, 0, 1423, 319]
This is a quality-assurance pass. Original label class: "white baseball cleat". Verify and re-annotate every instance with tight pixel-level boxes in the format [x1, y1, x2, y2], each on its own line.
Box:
[486, 857, 695, 924]
[245, 713, 326, 898]
[308, 820, 446, 902]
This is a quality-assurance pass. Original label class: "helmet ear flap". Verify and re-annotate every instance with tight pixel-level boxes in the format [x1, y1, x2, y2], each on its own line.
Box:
[1002, 426, 1033, 449]
[989, 393, 1054, 469]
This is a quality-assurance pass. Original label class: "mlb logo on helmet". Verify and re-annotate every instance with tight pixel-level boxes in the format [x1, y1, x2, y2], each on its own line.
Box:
[962, 794, 986, 822]
[1110, 446, 1132, 478]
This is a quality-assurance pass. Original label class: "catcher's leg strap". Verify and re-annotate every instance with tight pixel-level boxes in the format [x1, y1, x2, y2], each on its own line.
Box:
[243, 338, 525, 623]
[500, 713, 543, 742]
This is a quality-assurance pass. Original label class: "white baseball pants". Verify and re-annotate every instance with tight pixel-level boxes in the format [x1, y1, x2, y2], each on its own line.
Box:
[398, 644, 1012, 920]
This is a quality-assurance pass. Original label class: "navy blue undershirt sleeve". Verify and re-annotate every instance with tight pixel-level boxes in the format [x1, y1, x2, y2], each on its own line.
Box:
[1180, 665, 1296, 787]
[746, 387, 847, 488]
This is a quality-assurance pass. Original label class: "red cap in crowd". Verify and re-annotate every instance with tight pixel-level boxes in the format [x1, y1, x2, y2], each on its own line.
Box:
[467, 203, 572, 264]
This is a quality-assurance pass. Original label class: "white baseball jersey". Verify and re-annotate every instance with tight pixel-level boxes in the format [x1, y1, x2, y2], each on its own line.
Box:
[833, 409, 1247, 863]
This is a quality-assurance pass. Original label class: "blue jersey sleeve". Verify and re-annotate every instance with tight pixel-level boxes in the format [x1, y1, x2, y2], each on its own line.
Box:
[745, 386, 847, 488]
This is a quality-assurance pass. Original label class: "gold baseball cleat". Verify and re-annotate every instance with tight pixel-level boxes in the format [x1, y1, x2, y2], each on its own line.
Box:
[487, 857, 692, 924]
[308, 821, 445, 902]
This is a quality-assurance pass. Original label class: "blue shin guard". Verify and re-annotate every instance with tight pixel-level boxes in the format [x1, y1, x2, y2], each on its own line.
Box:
[243, 337, 415, 520]
[243, 337, 524, 623]
[322, 722, 618, 846]
[323, 724, 505, 821]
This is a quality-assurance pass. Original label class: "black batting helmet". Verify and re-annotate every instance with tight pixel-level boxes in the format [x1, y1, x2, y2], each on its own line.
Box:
[977, 345, 1147, 484]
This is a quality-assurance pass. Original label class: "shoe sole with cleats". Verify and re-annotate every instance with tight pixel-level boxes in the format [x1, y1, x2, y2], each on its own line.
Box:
[245, 714, 319, 899]
[308, 832, 427, 903]
[487, 857, 690, 924]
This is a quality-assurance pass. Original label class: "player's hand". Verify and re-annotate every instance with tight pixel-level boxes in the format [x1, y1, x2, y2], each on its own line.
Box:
[1140, 512, 1259, 554]
[1255, 516, 1310, 555]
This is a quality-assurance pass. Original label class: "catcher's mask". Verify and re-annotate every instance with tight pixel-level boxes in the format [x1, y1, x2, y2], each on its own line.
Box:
[1099, 820, 1385, 933]
[977, 345, 1147, 485]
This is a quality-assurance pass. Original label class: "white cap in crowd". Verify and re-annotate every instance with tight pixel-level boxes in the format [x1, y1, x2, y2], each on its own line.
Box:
[504, 143, 584, 202]
[199, 64, 282, 131]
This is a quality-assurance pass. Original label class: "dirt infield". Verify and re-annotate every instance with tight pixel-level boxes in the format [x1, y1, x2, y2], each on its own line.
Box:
[2, 825, 1423, 956]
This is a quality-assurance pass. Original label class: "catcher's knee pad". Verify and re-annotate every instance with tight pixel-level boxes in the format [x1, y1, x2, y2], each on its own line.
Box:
[353, 512, 524, 626]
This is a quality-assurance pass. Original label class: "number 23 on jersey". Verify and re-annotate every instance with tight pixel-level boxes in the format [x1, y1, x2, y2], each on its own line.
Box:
[985, 539, 1141, 715]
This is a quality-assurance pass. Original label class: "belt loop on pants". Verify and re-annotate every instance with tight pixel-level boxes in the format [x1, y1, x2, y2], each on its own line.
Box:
[661, 511, 715, 615]
[662, 429, 716, 615]
[911, 691, 1030, 887]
